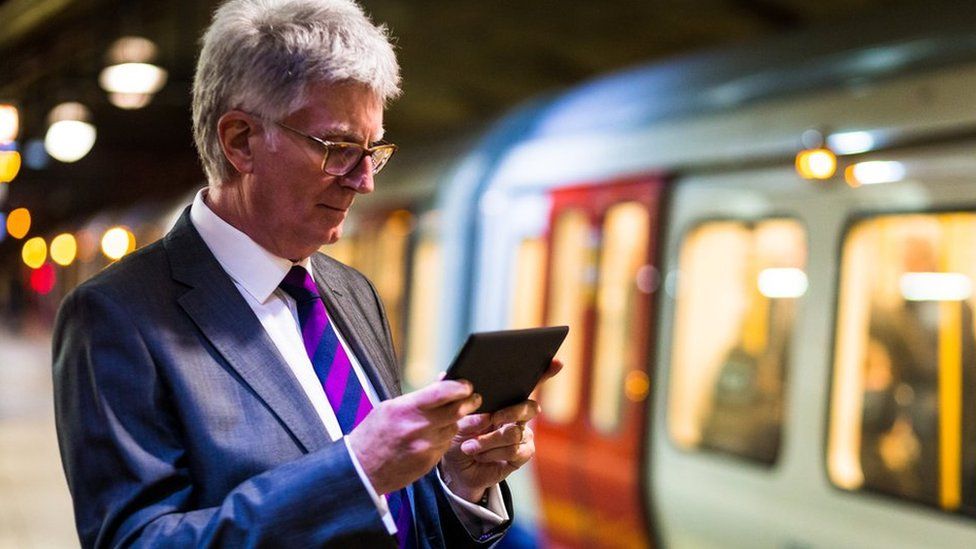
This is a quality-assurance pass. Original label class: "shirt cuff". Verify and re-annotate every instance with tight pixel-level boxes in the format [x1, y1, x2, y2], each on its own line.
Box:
[435, 467, 508, 536]
[344, 436, 396, 535]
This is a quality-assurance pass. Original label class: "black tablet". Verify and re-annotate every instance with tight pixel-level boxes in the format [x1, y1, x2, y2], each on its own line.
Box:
[443, 326, 569, 414]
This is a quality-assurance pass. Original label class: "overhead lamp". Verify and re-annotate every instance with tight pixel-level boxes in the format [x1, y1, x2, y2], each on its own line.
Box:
[758, 267, 809, 298]
[0, 104, 18, 143]
[45, 102, 97, 163]
[795, 148, 837, 180]
[795, 129, 837, 180]
[100, 37, 168, 110]
[844, 160, 906, 187]
[827, 131, 876, 155]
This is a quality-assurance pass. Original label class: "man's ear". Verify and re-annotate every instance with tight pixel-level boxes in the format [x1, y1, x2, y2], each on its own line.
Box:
[217, 111, 259, 175]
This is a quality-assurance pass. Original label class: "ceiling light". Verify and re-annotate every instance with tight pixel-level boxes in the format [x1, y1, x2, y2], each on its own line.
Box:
[844, 160, 906, 187]
[100, 37, 168, 110]
[827, 131, 875, 155]
[795, 148, 837, 180]
[45, 102, 96, 163]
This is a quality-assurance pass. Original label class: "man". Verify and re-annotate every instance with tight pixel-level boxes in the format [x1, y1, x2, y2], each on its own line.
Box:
[52, 1, 557, 546]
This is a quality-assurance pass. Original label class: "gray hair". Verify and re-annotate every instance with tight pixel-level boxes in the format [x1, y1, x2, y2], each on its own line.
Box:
[192, 0, 401, 185]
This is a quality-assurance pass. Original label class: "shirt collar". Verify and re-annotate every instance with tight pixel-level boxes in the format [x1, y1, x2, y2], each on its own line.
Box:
[189, 188, 312, 303]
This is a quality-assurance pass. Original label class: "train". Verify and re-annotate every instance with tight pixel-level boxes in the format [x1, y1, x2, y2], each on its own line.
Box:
[7, 3, 976, 547]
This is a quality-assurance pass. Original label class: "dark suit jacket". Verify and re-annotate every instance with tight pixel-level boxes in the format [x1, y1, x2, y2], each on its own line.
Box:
[52, 209, 511, 548]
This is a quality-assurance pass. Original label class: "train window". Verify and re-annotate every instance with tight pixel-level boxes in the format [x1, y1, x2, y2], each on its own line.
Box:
[828, 212, 976, 515]
[668, 219, 805, 464]
[590, 202, 650, 433]
[510, 237, 547, 329]
[542, 209, 592, 425]
[404, 236, 442, 391]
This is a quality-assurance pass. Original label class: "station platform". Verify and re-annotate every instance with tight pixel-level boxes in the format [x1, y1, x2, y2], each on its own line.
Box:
[0, 327, 76, 548]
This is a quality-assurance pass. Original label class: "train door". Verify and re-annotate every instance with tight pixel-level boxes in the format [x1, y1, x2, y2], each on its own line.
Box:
[536, 176, 663, 548]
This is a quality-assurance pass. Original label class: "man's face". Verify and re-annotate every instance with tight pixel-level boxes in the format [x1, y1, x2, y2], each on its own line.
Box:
[244, 81, 383, 260]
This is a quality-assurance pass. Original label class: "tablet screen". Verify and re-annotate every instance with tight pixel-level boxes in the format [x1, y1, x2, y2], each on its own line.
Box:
[443, 326, 569, 413]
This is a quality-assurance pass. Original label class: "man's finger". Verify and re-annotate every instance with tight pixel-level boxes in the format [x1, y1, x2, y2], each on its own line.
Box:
[461, 422, 524, 454]
[490, 400, 540, 427]
[540, 358, 563, 383]
[410, 380, 474, 410]
[457, 413, 492, 437]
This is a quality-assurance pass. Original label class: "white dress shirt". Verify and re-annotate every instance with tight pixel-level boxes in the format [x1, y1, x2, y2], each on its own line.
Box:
[189, 189, 507, 536]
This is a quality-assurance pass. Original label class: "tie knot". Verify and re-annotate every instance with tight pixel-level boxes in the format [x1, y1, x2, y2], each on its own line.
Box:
[279, 265, 320, 304]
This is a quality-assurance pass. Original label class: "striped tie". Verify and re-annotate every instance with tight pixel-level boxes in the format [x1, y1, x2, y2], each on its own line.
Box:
[279, 265, 415, 548]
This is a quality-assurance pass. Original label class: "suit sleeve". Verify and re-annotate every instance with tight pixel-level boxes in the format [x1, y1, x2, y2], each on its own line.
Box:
[53, 286, 391, 548]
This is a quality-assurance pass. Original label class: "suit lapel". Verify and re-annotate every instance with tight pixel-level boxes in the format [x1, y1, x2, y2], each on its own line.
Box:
[311, 254, 399, 400]
[164, 209, 331, 454]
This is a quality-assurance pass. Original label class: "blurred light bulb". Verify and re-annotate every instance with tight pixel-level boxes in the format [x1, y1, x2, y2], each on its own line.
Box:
[0, 104, 18, 143]
[22, 236, 47, 269]
[6, 207, 30, 239]
[50, 233, 78, 266]
[795, 148, 837, 180]
[0, 150, 20, 182]
[102, 226, 135, 260]
[100, 63, 168, 95]
[45, 102, 96, 162]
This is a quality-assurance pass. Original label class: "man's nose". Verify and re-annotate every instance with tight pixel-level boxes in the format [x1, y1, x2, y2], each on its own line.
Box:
[341, 157, 375, 194]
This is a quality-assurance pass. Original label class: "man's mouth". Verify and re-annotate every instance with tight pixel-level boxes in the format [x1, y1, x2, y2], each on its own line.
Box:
[318, 203, 349, 213]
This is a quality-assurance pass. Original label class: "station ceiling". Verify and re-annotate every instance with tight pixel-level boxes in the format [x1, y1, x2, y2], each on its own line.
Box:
[0, 0, 926, 239]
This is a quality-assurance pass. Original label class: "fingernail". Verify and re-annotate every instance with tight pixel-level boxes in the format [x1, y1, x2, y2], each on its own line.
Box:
[462, 440, 478, 454]
[473, 394, 482, 406]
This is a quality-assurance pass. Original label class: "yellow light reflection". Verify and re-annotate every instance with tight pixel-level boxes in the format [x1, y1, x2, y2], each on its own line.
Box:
[50, 233, 78, 266]
[22, 236, 47, 269]
[101, 226, 136, 260]
[6, 207, 31, 239]
[795, 148, 837, 180]
[0, 151, 20, 182]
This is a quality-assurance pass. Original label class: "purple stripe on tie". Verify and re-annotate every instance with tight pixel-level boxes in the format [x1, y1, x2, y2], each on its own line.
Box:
[392, 490, 413, 548]
[324, 347, 352, 408]
[353, 390, 373, 429]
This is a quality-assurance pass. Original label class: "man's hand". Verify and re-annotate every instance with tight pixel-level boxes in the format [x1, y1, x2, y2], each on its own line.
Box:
[439, 359, 564, 503]
[347, 380, 482, 496]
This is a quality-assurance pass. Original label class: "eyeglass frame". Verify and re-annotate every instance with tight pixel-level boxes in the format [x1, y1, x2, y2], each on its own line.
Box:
[274, 121, 398, 177]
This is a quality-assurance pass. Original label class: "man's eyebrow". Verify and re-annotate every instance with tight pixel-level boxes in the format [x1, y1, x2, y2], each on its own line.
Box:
[316, 124, 386, 144]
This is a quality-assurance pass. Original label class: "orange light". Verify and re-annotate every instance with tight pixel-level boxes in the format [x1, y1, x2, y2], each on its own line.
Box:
[0, 150, 22, 183]
[6, 207, 31, 239]
[795, 148, 837, 180]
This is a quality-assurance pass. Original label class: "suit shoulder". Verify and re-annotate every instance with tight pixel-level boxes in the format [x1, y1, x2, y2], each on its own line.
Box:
[68, 239, 171, 303]
[313, 252, 373, 287]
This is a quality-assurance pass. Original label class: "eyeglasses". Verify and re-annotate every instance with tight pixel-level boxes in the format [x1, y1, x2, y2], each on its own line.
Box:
[275, 121, 397, 176]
